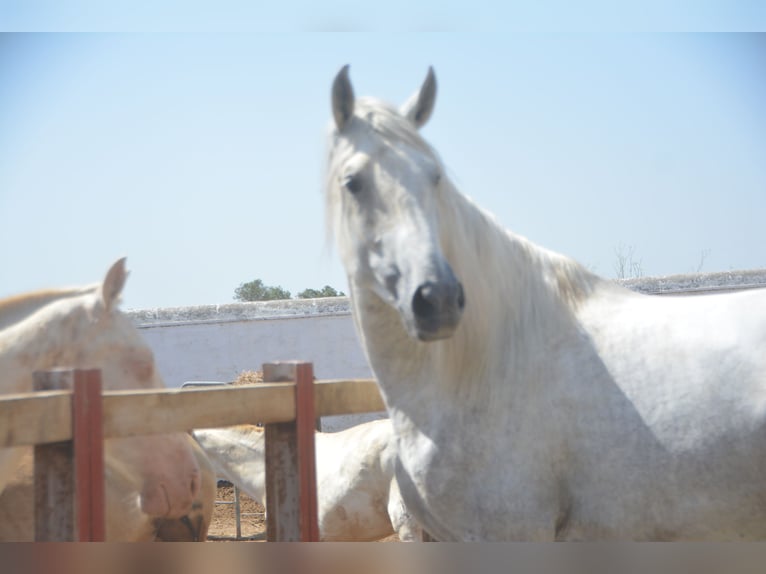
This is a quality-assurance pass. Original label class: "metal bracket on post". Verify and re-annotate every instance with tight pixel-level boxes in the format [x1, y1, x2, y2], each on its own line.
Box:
[263, 361, 319, 542]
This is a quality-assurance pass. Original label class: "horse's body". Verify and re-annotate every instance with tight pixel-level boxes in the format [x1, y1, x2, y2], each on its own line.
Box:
[0, 436, 216, 541]
[193, 420, 422, 541]
[0, 259, 202, 520]
[325, 66, 766, 541]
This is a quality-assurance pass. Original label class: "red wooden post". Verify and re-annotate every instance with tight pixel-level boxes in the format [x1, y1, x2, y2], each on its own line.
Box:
[263, 416, 299, 541]
[263, 361, 319, 542]
[33, 368, 106, 541]
[72, 369, 106, 541]
[294, 362, 319, 542]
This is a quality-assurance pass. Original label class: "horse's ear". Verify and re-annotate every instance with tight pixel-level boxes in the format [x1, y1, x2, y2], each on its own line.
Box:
[101, 257, 128, 312]
[400, 67, 437, 129]
[332, 64, 355, 131]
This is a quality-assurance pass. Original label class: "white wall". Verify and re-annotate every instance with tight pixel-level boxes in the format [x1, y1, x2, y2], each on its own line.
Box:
[128, 298, 384, 431]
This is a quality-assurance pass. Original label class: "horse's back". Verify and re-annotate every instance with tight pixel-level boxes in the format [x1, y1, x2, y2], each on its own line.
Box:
[315, 419, 399, 541]
[555, 285, 766, 539]
[576, 285, 766, 403]
[316, 419, 396, 482]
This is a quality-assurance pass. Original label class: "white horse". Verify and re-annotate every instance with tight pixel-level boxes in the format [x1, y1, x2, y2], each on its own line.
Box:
[0, 258, 201, 519]
[193, 419, 422, 541]
[325, 66, 766, 541]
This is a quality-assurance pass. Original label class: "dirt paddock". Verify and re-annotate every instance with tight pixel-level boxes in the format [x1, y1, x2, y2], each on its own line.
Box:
[206, 482, 399, 542]
[207, 483, 266, 541]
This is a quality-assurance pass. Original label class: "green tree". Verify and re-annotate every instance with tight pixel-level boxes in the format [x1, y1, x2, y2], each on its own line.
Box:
[234, 279, 292, 302]
[297, 285, 346, 299]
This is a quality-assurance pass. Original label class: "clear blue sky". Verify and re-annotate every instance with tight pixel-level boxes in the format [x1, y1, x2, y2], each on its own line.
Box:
[1, 10, 765, 309]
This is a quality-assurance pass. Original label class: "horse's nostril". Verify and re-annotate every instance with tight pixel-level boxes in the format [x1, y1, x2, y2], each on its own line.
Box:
[456, 284, 466, 310]
[412, 284, 437, 320]
[413, 282, 464, 320]
[190, 474, 200, 498]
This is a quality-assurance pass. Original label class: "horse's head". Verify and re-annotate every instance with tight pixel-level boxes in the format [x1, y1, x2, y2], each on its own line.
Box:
[326, 66, 465, 342]
[4, 258, 201, 518]
[71, 258, 161, 391]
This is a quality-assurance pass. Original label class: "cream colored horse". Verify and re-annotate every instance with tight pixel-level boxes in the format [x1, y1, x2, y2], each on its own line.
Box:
[326, 66, 766, 540]
[0, 436, 216, 541]
[0, 258, 201, 519]
[193, 419, 421, 541]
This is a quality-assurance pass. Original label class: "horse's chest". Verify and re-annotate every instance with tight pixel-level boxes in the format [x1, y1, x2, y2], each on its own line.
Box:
[394, 424, 561, 540]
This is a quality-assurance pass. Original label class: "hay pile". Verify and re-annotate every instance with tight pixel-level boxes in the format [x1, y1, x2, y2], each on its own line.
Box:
[234, 370, 263, 385]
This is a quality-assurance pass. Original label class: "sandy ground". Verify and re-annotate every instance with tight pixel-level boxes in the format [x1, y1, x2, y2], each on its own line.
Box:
[206, 482, 400, 542]
[207, 483, 266, 541]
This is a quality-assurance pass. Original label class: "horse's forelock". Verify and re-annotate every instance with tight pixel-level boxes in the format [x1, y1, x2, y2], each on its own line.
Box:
[356, 98, 436, 157]
[324, 97, 441, 235]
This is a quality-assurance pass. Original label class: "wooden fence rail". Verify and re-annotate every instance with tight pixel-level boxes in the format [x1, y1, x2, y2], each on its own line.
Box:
[0, 378, 384, 449]
[0, 362, 385, 542]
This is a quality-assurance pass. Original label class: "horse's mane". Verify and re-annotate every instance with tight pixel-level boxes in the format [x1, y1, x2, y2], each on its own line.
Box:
[0, 285, 98, 331]
[424, 181, 602, 396]
[441, 182, 602, 309]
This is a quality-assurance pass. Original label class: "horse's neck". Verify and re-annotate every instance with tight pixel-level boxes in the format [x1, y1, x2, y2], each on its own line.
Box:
[0, 299, 81, 395]
[0, 287, 98, 393]
[443, 182, 606, 346]
[0, 287, 94, 331]
[352, 183, 603, 412]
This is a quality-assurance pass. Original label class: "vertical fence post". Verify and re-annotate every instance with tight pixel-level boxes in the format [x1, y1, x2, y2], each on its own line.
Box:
[72, 369, 106, 542]
[33, 369, 75, 542]
[262, 361, 319, 542]
[32, 368, 106, 541]
[294, 362, 319, 541]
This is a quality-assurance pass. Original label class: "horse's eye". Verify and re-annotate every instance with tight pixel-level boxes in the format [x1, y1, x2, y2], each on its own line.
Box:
[343, 174, 364, 194]
[433, 171, 442, 187]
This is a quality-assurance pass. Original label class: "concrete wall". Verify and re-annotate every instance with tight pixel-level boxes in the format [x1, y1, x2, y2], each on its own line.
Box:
[127, 269, 766, 431]
[130, 299, 366, 386]
[618, 268, 766, 296]
[128, 298, 382, 431]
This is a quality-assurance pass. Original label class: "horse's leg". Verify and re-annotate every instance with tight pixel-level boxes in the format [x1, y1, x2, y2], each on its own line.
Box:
[387, 478, 423, 542]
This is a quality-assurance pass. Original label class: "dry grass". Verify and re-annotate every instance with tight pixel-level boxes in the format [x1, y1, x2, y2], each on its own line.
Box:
[234, 370, 263, 385]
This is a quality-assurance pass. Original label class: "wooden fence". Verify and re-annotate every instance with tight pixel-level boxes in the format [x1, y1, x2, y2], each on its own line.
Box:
[0, 361, 385, 542]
